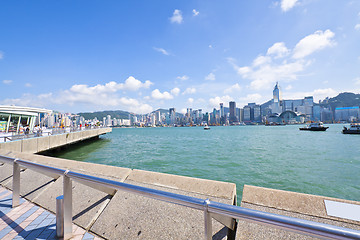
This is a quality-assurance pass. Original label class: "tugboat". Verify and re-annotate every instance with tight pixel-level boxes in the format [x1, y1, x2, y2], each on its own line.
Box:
[299, 122, 329, 131]
[342, 123, 360, 134]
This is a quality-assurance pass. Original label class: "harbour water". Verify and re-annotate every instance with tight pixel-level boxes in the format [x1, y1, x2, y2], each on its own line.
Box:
[45, 124, 360, 202]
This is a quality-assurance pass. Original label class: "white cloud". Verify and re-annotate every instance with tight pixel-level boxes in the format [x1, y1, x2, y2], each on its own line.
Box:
[230, 57, 307, 90]
[240, 93, 263, 104]
[1, 94, 47, 108]
[281, 0, 299, 12]
[69, 77, 152, 94]
[253, 55, 271, 67]
[208, 95, 234, 108]
[25, 83, 32, 88]
[230, 30, 335, 90]
[1, 79, 155, 114]
[121, 76, 153, 91]
[355, 24, 360, 31]
[292, 29, 336, 59]
[205, 73, 216, 81]
[224, 83, 242, 94]
[170, 9, 183, 24]
[285, 85, 293, 90]
[2, 80, 12, 85]
[209, 45, 213, 49]
[177, 75, 189, 81]
[187, 98, 194, 104]
[59, 78, 153, 112]
[171, 87, 180, 96]
[267, 42, 289, 58]
[183, 87, 196, 95]
[154, 47, 170, 56]
[180, 108, 187, 114]
[192, 9, 199, 16]
[0, 51, 3, 59]
[151, 89, 173, 100]
[354, 77, 360, 85]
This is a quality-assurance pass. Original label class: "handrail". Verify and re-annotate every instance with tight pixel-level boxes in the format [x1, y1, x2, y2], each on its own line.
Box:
[0, 126, 106, 142]
[0, 154, 360, 240]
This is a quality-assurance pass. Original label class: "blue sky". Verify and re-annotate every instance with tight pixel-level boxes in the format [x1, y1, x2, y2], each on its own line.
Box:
[1, 0, 360, 114]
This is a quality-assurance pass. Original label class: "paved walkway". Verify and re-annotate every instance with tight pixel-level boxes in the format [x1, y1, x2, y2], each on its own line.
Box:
[0, 186, 102, 240]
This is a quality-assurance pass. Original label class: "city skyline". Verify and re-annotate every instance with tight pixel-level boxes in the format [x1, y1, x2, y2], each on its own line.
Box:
[1, 1, 360, 114]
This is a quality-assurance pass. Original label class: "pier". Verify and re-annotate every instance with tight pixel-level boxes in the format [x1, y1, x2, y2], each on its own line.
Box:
[0, 127, 112, 153]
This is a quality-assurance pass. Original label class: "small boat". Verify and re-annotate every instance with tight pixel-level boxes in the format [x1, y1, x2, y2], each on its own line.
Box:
[342, 123, 360, 134]
[204, 125, 210, 130]
[299, 122, 328, 131]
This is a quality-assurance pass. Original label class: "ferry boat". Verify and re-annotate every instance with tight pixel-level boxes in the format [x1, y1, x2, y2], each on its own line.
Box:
[299, 122, 329, 131]
[342, 123, 360, 134]
[204, 125, 210, 130]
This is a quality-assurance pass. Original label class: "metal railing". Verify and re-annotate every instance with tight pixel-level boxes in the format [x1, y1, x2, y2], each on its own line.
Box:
[0, 126, 105, 142]
[0, 155, 359, 240]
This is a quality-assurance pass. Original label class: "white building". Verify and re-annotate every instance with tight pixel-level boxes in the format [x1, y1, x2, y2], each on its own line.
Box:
[0, 105, 52, 137]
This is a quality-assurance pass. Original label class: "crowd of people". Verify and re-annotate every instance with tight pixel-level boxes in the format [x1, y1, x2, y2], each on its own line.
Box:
[19, 124, 46, 137]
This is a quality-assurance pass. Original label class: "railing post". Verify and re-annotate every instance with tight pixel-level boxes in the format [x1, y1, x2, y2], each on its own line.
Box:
[63, 173, 72, 239]
[204, 199, 212, 240]
[56, 195, 64, 238]
[12, 159, 20, 208]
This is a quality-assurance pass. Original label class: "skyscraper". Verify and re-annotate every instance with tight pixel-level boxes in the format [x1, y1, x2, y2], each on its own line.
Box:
[229, 101, 238, 124]
[271, 82, 282, 114]
[169, 108, 176, 125]
[220, 103, 224, 117]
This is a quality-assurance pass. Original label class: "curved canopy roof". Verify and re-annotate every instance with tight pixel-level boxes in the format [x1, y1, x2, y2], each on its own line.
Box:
[279, 110, 297, 118]
[0, 105, 52, 116]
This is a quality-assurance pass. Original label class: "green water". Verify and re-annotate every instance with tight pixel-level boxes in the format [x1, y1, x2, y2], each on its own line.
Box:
[46, 124, 360, 202]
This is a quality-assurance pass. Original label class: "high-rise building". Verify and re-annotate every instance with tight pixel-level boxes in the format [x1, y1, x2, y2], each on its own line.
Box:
[107, 115, 112, 126]
[229, 101, 237, 124]
[155, 111, 161, 125]
[219, 103, 225, 124]
[169, 108, 176, 125]
[335, 107, 360, 121]
[243, 106, 251, 122]
[271, 82, 282, 114]
[253, 105, 261, 122]
[220, 103, 224, 117]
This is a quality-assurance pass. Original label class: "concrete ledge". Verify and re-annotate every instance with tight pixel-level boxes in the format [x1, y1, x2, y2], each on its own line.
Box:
[49, 134, 67, 149]
[236, 185, 360, 239]
[66, 131, 82, 144]
[0, 128, 112, 153]
[242, 185, 360, 224]
[91, 180, 233, 240]
[21, 138, 38, 153]
[127, 169, 236, 201]
[0, 140, 21, 152]
[37, 136, 50, 152]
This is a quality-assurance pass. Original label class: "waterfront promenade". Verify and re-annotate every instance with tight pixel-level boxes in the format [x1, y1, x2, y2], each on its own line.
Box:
[0, 186, 102, 240]
[1, 127, 360, 239]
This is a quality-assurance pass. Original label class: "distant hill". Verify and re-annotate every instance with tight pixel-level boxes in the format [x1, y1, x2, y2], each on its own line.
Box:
[320, 92, 360, 111]
[78, 108, 176, 120]
[78, 110, 130, 120]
